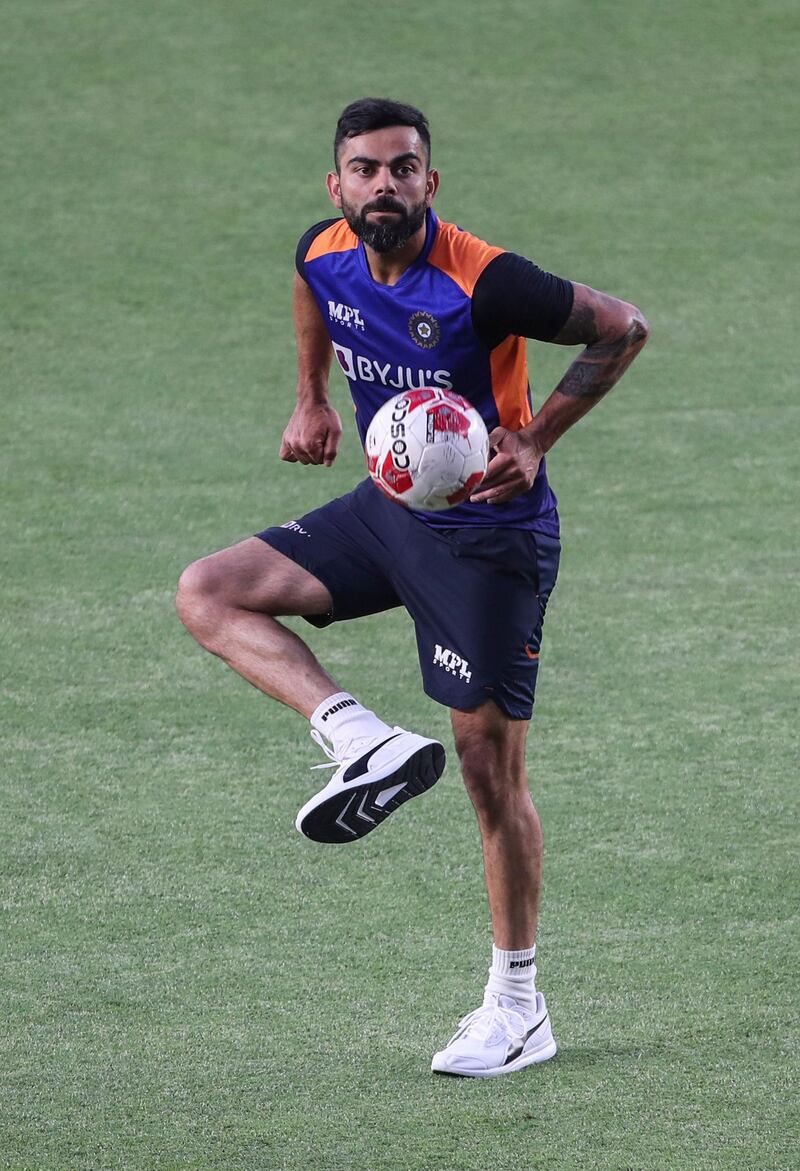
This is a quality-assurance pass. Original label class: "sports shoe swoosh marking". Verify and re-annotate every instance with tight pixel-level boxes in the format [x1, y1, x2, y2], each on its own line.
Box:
[504, 1013, 549, 1064]
[341, 734, 402, 783]
[334, 795, 358, 836]
[355, 793, 376, 823]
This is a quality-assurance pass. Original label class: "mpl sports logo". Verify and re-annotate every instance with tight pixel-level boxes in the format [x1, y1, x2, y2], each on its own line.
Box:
[433, 644, 472, 683]
[332, 342, 453, 391]
[328, 301, 365, 331]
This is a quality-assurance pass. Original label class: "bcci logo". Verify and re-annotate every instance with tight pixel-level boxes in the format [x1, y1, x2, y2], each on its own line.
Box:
[408, 311, 441, 350]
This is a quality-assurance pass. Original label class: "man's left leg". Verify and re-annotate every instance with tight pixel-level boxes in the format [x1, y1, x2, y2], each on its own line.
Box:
[431, 700, 557, 1078]
[451, 702, 541, 948]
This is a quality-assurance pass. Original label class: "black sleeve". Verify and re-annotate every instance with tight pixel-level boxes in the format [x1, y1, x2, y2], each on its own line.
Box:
[471, 251, 575, 350]
[295, 218, 342, 278]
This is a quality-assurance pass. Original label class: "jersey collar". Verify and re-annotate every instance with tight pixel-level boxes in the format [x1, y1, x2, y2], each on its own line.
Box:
[358, 209, 439, 288]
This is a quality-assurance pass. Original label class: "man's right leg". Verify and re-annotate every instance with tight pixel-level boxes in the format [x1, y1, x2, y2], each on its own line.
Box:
[176, 535, 445, 843]
[176, 536, 340, 717]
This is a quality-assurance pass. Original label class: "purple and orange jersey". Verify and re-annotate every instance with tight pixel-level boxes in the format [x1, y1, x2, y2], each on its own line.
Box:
[296, 210, 574, 533]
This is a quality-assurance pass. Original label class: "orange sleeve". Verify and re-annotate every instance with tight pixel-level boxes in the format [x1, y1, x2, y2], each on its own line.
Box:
[427, 221, 504, 297]
[490, 337, 533, 431]
[304, 219, 359, 264]
[430, 222, 532, 431]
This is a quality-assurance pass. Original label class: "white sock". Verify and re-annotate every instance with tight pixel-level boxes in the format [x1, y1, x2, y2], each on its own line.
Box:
[483, 944, 537, 1010]
[309, 692, 393, 757]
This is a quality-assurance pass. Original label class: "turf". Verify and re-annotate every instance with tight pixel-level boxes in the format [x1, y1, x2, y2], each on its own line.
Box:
[2, 1, 798, 1168]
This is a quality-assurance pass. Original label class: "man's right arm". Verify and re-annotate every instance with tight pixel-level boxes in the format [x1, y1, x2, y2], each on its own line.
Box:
[279, 273, 342, 467]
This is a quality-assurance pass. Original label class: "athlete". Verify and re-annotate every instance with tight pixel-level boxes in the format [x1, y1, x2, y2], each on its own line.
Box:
[176, 98, 649, 1078]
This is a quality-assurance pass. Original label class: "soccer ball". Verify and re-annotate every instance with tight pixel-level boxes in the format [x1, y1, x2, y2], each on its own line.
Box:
[365, 388, 489, 511]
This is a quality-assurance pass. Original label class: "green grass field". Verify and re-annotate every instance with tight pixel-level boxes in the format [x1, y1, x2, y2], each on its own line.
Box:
[2, 1, 798, 1167]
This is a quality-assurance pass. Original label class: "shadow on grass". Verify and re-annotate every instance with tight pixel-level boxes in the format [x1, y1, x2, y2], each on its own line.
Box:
[554, 1041, 666, 1068]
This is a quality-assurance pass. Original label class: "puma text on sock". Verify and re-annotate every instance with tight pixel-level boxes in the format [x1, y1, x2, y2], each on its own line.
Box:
[484, 944, 537, 1010]
[310, 692, 394, 757]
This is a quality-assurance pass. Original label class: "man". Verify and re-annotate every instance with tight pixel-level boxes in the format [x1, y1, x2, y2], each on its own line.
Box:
[176, 98, 649, 1078]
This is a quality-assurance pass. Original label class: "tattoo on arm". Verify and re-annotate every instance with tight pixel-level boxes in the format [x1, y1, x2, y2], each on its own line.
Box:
[552, 301, 601, 347]
[526, 288, 649, 453]
[556, 312, 649, 401]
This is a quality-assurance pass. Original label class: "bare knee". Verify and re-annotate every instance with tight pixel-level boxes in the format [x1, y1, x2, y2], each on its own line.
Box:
[175, 557, 228, 649]
[453, 714, 534, 827]
[176, 538, 332, 650]
[176, 539, 278, 644]
[458, 745, 514, 818]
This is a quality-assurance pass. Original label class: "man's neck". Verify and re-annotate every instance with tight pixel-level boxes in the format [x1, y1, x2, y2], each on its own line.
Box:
[363, 223, 428, 287]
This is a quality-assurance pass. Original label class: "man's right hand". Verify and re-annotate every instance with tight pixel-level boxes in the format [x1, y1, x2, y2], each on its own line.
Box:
[279, 399, 342, 466]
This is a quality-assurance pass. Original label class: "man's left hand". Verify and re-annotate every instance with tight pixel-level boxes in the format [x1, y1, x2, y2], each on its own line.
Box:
[469, 426, 543, 505]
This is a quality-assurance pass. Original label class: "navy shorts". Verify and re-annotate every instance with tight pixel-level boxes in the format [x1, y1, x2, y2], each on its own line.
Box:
[256, 478, 560, 721]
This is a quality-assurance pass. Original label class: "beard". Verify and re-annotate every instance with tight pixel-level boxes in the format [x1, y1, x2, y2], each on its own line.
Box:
[341, 195, 428, 253]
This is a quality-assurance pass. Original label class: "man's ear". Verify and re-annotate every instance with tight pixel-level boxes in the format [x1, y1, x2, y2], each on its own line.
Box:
[326, 171, 343, 209]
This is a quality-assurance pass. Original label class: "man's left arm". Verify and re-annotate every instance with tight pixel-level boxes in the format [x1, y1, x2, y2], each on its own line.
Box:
[471, 282, 650, 504]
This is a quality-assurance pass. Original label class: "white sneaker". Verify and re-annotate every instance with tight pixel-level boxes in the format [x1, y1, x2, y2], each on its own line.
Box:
[431, 993, 557, 1078]
[295, 727, 445, 844]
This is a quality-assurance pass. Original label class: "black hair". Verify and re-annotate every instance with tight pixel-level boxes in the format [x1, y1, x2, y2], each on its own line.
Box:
[334, 97, 431, 169]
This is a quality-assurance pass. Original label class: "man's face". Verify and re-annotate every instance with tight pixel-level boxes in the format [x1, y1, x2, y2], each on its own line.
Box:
[327, 126, 439, 254]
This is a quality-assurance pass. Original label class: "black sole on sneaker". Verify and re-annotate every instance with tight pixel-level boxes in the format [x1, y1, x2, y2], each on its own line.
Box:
[299, 742, 446, 844]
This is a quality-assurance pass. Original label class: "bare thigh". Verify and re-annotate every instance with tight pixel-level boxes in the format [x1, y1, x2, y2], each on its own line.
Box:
[182, 536, 333, 616]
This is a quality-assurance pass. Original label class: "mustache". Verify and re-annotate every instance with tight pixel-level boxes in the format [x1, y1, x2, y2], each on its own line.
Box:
[361, 198, 407, 216]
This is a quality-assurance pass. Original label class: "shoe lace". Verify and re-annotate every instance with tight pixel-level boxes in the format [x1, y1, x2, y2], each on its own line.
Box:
[309, 729, 339, 771]
[455, 998, 528, 1046]
[309, 726, 400, 773]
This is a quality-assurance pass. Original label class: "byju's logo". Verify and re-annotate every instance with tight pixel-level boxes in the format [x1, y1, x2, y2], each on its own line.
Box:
[433, 644, 472, 683]
[332, 343, 453, 391]
[280, 520, 310, 536]
[328, 301, 365, 331]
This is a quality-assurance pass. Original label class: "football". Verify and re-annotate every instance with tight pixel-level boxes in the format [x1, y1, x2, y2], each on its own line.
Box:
[365, 388, 489, 511]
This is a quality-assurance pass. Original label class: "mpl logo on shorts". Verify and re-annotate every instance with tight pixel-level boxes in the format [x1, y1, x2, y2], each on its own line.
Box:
[328, 301, 365, 331]
[433, 644, 472, 683]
